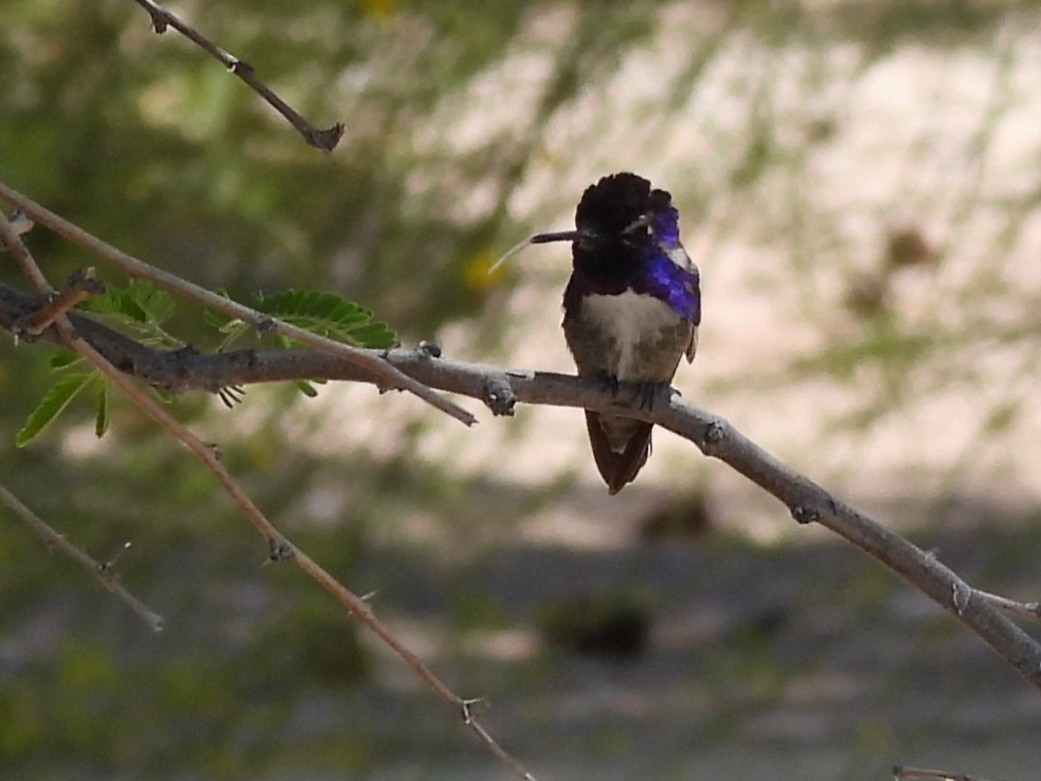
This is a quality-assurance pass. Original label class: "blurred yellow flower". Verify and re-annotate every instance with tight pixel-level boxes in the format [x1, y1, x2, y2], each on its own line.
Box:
[362, 0, 397, 20]
[463, 249, 507, 291]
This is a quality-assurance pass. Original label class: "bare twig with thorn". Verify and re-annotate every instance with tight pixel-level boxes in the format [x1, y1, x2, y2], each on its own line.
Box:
[129, 0, 344, 151]
[0, 484, 164, 632]
[0, 207, 535, 781]
[19, 268, 106, 336]
[975, 588, 1041, 625]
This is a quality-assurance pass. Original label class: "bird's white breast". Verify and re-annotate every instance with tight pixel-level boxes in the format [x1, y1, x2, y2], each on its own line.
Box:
[581, 290, 682, 378]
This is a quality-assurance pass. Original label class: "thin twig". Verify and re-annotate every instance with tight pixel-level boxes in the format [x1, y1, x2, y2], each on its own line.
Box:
[0, 181, 475, 426]
[129, 0, 344, 152]
[69, 328, 537, 781]
[0, 208, 34, 243]
[0, 210, 537, 781]
[894, 765, 1007, 781]
[0, 483, 164, 632]
[974, 589, 1041, 625]
[6, 220, 52, 293]
[19, 268, 105, 335]
[292, 548, 537, 781]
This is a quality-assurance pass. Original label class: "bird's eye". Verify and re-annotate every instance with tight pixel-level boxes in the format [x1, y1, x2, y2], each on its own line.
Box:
[621, 214, 651, 236]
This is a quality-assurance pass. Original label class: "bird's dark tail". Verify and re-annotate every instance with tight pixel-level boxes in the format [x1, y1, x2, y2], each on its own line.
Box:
[584, 411, 653, 495]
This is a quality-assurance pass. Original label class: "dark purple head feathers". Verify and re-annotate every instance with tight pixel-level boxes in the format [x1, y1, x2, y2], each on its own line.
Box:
[547, 173, 700, 324]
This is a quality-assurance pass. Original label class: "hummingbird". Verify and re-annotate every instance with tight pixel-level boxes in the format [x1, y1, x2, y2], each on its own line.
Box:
[532, 172, 701, 494]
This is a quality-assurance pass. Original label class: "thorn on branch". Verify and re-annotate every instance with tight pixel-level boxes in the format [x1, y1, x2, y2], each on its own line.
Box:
[305, 123, 346, 154]
[790, 504, 820, 525]
[229, 58, 254, 77]
[97, 541, 133, 579]
[952, 581, 972, 615]
[458, 697, 490, 725]
[0, 484, 164, 631]
[482, 375, 516, 416]
[130, 0, 342, 151]
[135, 0, 171, 34]
[268, 536, 295, 562]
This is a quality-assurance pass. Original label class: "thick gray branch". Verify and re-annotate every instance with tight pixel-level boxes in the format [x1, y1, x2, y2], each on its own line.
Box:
[3, 279, 1040, 690]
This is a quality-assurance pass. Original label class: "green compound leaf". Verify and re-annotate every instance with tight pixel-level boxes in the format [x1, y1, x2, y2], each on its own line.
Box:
[252, 290, 399, 349]
[16, 372, 95, 447]
[81, 280, 181, 348]
[85, 280, 175, 325]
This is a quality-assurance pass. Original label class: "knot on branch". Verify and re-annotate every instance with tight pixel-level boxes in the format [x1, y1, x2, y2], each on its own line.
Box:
[416, 340, 442, 359]
[145, 11, 169, 34]
[703, 420, 726, 446]
[96, 541, 133, 582]
[229, 58, 254, 77]
[952, 580, 973, 615]
[482, 375, 516, 416]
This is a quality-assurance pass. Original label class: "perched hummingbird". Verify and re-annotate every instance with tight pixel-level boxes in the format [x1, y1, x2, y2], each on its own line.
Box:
[532, 172, 701, 494]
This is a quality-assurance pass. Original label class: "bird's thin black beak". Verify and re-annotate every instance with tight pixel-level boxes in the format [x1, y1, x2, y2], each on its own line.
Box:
[530, 229, 590, 244]
[487, 228, 596, 275]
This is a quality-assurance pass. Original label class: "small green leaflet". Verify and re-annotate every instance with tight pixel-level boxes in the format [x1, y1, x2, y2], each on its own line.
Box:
[94, 382, 110, 438]
[49, 349, 81, 370]
[16, 372, 95, 447]
[16, 369, 114, 446]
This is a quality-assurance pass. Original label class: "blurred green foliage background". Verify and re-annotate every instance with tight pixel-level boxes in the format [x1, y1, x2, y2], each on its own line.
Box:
[3, 1, 1041, 779]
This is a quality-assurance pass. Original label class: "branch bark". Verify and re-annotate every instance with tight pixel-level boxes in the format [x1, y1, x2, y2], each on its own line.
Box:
[3, 278, 1041, 692]
[0, 181, 475, 425]
[0, 216, 538, 781]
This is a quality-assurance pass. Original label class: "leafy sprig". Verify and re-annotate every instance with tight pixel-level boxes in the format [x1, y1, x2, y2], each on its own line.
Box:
[213, 289, 398, 351]
[16, 283, 399, 445]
